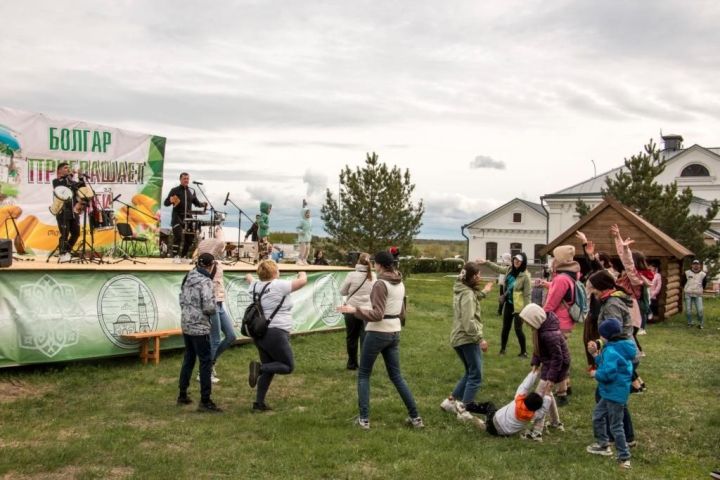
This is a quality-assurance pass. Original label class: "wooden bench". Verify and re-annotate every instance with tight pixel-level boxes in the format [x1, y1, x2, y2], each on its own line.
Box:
[121, 328, 182, 365]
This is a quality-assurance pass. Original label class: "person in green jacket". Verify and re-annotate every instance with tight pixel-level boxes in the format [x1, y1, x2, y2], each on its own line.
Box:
[258, 201, 272, 260]
[478, 252, 532, 357]
[440, 261, 493, 425]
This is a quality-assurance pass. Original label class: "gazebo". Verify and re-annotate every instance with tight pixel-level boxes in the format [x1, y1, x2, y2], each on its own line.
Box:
[540, 197, 693, 321]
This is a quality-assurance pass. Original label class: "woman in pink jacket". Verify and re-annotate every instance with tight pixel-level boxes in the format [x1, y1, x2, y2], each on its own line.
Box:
[538, 245, 580, 406]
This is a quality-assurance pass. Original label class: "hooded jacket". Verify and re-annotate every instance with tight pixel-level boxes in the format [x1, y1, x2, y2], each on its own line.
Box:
[595, 338, 636, 404]
[354, 270, 405, 333]
[296, 208, 312, 243]
[486, 253, 531, 308]
[258, 201, 272, 238]
[339, 265, 374, 309]
[522, 305, 570, 383]
[598, 291, 634, 340]
[544, 271, 576, 332]
[179, 268, 217, 335]
[451, 279, 486, 347]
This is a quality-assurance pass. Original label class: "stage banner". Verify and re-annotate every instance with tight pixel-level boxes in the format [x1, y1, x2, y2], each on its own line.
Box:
[0, 270, 349, 368]
[0, 107, 165, 254]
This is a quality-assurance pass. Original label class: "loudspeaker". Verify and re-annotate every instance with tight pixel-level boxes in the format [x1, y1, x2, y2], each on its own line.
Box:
[0, 239, 12, 268]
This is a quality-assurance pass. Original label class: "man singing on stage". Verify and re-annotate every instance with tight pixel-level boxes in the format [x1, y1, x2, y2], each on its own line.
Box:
[164, 172, 206, 262]
[52, 162, 80, 263]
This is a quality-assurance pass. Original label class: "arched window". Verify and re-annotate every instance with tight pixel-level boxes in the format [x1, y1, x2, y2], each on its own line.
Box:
[680, 164, 710, 177]
[512, 212, 522, 223]
[486, 242, 497, 262]
[510, 243, 522, 257]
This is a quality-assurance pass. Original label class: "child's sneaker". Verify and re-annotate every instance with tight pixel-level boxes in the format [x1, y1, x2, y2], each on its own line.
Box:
[440, 397, 457, 414]
[521, 429, 543, 442]
[406, 416, 425, 429]
[618, 459, 632, 469]
[546, 421, 565, 432]
[355, 417, 370, 430]
[586, 443, 613, 456]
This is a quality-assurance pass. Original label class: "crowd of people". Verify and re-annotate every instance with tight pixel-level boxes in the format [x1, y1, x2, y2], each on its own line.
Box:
[174, 222, 712, 472]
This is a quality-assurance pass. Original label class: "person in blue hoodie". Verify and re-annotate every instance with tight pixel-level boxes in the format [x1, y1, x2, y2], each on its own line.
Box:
[585, 318, 637, 469]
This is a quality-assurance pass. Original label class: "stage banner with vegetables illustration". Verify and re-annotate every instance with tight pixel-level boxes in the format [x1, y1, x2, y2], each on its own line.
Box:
[0, 106, 165, 254]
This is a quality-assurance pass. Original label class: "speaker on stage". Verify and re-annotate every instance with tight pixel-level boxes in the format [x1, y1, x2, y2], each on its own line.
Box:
[0, 239, 11, 268]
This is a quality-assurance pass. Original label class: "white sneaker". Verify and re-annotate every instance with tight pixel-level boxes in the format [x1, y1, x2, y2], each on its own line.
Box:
[440, 397, 457, 414]
[355, 417, 370, 430]
[196, 371, 220, 384]
[59, 253, 72, 263]
[637, 329, 647, 335]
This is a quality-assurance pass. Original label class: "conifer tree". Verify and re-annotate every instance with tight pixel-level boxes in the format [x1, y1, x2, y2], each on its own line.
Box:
[321, 153, 424, 255]
[604, 139, 719, 273]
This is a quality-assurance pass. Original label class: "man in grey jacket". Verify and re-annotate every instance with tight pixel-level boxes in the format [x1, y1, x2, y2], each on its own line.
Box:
[177, 253, 221, 412]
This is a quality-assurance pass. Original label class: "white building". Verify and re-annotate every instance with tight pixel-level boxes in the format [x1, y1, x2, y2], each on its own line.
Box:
[462, 135, 720, 262]
[463, 198, 547, 264]
[541, 135, 720, 243]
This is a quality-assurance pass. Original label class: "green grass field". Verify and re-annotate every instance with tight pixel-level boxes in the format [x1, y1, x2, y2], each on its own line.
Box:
[0, 273, 718, 479]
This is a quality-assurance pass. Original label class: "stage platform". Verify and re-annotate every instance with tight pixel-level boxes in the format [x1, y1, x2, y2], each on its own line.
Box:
[6, 255, 351, 273]
[0, 256, 351, 368]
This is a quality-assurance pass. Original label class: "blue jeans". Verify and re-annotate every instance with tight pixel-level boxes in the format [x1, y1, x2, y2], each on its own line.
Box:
[452, 343, 483, 404]
[210, 302, 237, 362]
[178, 333, 212, 402]
[594, 387, 634, 443]
[592, 398, 630, 461]
[357, 331, 419, 420]
[685, 295, 704, 326]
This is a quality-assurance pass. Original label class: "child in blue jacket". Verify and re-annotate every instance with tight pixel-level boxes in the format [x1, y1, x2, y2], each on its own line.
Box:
[586, 318, 637, 469]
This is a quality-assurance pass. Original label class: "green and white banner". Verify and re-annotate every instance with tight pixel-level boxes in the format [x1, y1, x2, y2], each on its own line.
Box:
[0, 106, 165, 254]
[0, 270, 349, 368]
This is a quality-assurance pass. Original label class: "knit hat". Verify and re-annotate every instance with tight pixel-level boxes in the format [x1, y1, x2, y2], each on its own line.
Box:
[588, 270, 616, 291]
[374, 251, 395, 268]
[197, 253, 215, 268]
[552, 245, 580, 273]
[599, 318, 623, 340]
[519, 304, 546, 329]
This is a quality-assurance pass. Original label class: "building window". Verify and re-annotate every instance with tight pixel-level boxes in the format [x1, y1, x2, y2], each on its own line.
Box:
[680, 164, 710, 177]
[512, 212, 522, 223]
[510, 243, 522, 257]
[486, 242, 497, 262]
[534, 244, 546, 264]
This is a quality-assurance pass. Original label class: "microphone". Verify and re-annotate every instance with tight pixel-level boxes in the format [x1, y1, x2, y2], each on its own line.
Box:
[224, 192, 230, 206]
[192, 181, 203, 185]
[112, 194, 122, 202]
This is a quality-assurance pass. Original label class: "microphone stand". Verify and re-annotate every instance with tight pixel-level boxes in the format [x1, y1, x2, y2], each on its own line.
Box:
[111, 196, 158, 265]
[223, 193, 255, 266]
[192, 182, 223, 239]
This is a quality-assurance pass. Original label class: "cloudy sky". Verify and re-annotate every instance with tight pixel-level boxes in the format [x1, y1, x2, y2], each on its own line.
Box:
[3, 0, 720, 238]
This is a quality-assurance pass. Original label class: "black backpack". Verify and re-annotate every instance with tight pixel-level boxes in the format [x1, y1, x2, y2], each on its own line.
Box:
[241, 282, 286, 339]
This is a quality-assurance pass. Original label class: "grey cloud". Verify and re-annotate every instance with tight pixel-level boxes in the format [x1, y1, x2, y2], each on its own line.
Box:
[302, 170, 328, 199]
[262, 141, 363, 150]
[470, 155, 505, 170]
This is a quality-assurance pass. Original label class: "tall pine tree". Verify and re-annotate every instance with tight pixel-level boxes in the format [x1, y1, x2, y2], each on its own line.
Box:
[604, 139, 719, 274]
[321, 153, 424, 255]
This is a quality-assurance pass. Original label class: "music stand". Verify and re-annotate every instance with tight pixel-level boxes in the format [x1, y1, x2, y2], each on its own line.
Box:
[223, 194, 255, 266]
[71, 180, 103, 264]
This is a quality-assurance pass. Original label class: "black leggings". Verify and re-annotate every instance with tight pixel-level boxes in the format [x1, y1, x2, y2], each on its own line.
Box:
[632, 326, 643, 352]
[501, 303, 526, 354]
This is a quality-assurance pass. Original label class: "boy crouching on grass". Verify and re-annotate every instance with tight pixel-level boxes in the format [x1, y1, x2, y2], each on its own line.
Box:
[586, 318, 636, 469]
[472, 370, 549, 437]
